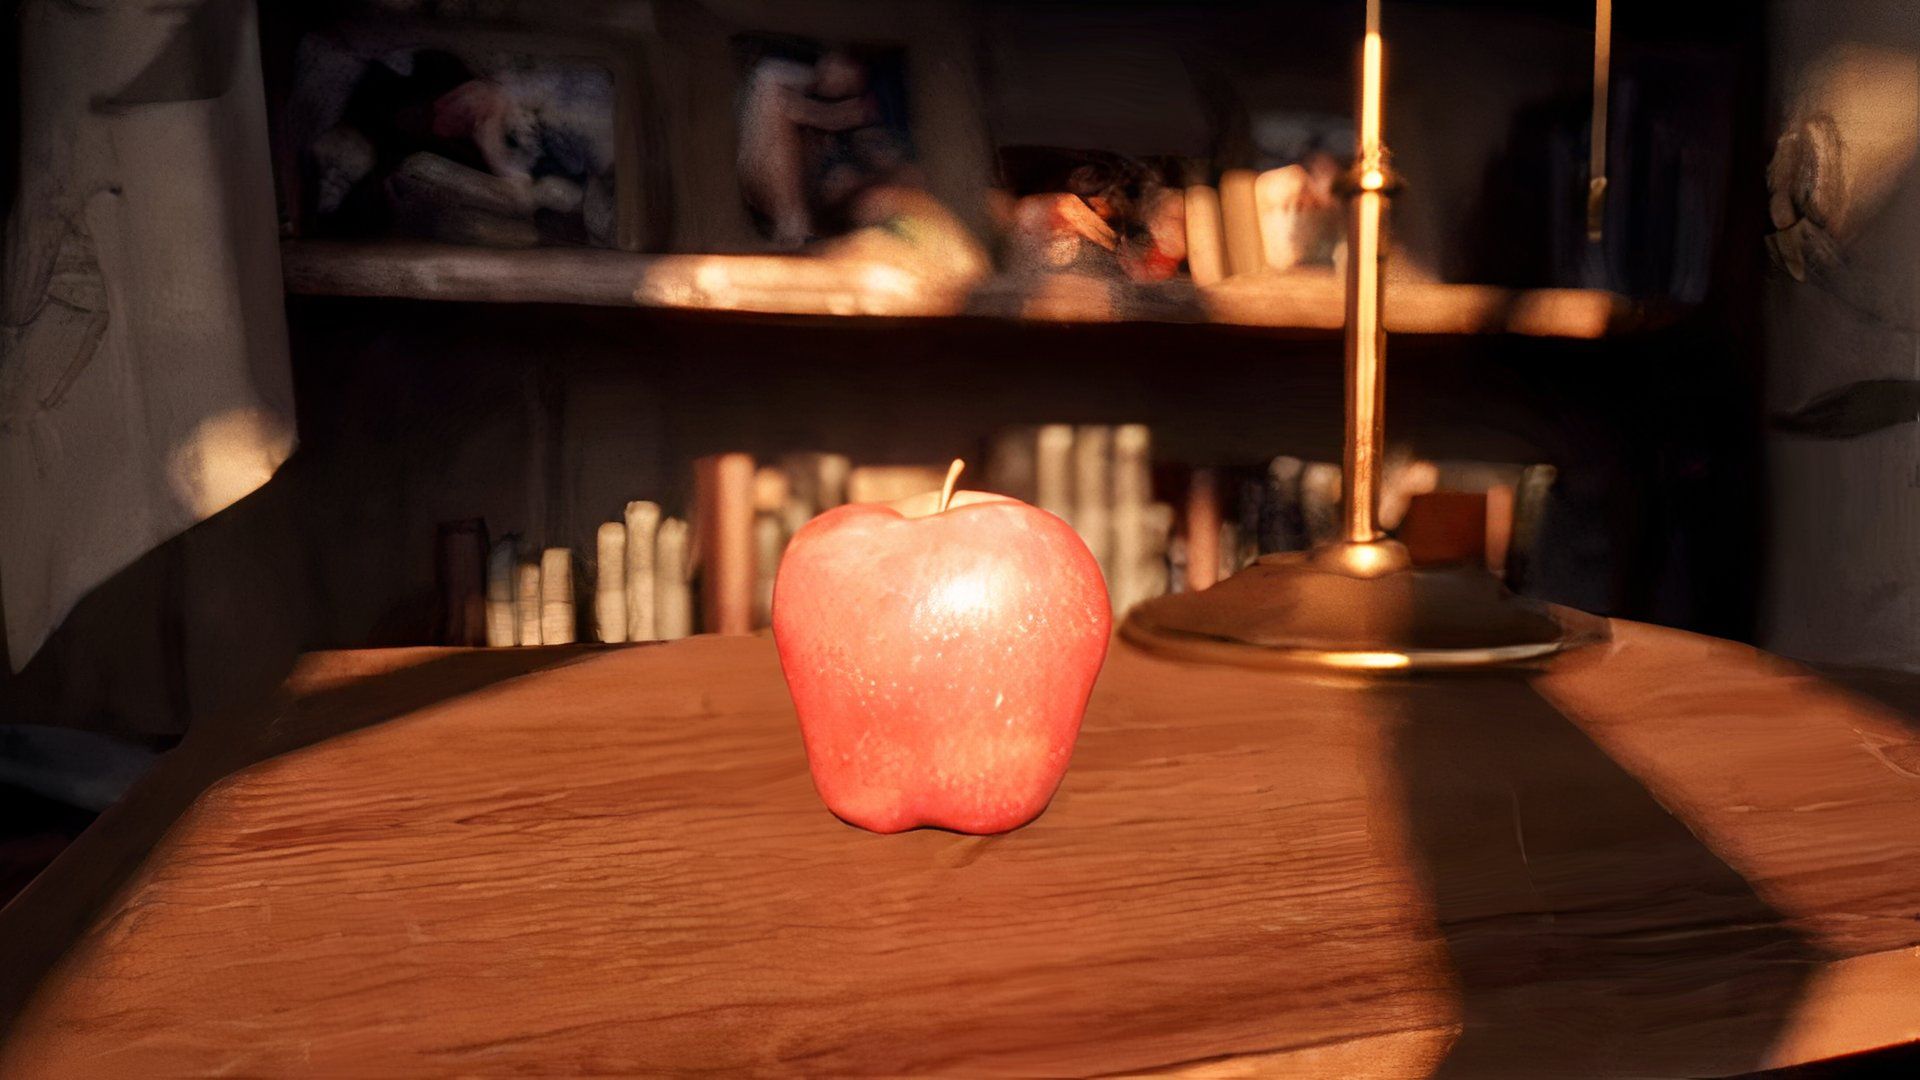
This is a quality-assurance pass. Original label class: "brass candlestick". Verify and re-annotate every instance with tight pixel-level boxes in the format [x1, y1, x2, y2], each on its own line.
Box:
[1122, 0, 1591, 671]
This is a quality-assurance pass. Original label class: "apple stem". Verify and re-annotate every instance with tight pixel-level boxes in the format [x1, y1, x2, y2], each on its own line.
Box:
[939, 459, 965, 513]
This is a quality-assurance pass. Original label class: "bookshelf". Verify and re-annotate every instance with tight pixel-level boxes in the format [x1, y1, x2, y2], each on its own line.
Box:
[281, 239, 1669, 339]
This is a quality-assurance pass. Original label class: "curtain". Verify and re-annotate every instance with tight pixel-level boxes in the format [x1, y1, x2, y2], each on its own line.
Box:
[2, 0, 295, 670]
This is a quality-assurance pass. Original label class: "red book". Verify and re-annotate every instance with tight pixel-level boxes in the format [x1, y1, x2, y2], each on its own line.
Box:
[435, 519, 489, 646]
[1400, 491, 1489, 568]
[694, 453, 756, 636]
[1184, 469, 1221, 592]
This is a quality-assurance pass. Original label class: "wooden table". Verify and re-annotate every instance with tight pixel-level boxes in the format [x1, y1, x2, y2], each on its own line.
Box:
[4, 622, 1920, 1077]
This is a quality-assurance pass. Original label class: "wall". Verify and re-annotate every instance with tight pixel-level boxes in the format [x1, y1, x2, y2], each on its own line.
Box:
[1763, 0, 1920, 666]
[1, 0, 1771, 742]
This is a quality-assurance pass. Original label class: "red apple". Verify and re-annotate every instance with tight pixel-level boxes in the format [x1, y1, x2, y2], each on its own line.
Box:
[772, 468, 1111, 834]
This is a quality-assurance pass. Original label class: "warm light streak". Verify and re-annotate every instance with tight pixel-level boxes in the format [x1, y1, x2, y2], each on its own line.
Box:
[1345, 191, 1383, 545]
[1588, 0, 1612, 241]
[1327, 650, 1413, 671]
[165, 407, 295, 519]
[1790, 44, 1920, 238]
[1359, 26, 1383, 163]
[1342, 0, 1389, 547]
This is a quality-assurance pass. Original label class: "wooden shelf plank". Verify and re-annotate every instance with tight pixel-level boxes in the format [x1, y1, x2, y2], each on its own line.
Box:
[282, 238, 1666, 339]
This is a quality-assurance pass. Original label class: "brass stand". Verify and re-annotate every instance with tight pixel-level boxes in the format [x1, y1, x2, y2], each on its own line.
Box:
[1123, 0, 1588, 672]
[1120, 553, 1588, 672]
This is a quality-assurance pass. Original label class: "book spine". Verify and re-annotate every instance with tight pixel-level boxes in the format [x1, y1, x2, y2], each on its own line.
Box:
[847, 465, 950, 505]
[987, 426, 1039, 504]
[1485, 482, 1515, 577]
[540, 547, 575, 645]
[1073, 425, 1113, 583]
[1143, 502, 1174, 601]
[515, 558, 543, 646]
[1254, 165, 1307, 271]
[595, 522, 628, 644]
[754, 512, 784, 629]
[1260, 456, 1306, 553]
[1236, 473, 1265, 567]
[1380, 457, 1438, 533]
[624, 501, 660, 641]
[1183, 185, 1228, 285]
[753, 468, 791, 629]
[817, 454, 850, 509]
[435, 519, 489, 646]
[1110, 424, 1151, 613]
[655, 517, 693, 640]
[485, 535, 518, 647]
[1399, 492, 1488, 568]
[1184, 468, 1221, 592]
[1035, 424, 1075, 524]
[1508, 464, 1558, 588]
[1218, 169, 1264, 277]
[695, 453, 756, 635]
[780, 452, 852, 533]
[1218, 520, 1245, 581]
[1300, 462, 1343, 547]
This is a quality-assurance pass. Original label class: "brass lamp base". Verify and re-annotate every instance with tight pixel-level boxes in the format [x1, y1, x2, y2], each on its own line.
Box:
[1121, 541, 1600, 672]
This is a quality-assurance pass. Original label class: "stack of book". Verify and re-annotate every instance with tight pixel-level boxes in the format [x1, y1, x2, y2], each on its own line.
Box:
[469, 511, 696, 649]
[1183, 165, 1345, 286]
[440, 437, 1559, 646]
[1172, 455, 1559, 587]
[586, 452, 855, 642]
[988, 424, 1174, 616]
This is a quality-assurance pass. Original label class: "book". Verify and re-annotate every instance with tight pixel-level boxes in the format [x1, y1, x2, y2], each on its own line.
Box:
[514, 557, 542, 646]
[434, 519, 489, 646]
[1183, 184, 1228, 285]
[655, 517, 693, 640]
[1217, 168, 1264, 277]
[594, 522, 627, 643]
[1508, 464, 1558, 589]
[539, 547, 575, 645]
[987, 425, 1039, 504]
[485, 535, 518, 647]
[1254, 165, 1308, 272]
[1184, 467, 1222, 592]
[623, 501, 660, 641]
[1072, 425, 1114, 581]
[1257, 456, 1306, 553]
[1034, 424, 1074, 523]
[753, 512, 783, 629]
[1110, 424, 1153, 612]
[781, 452, 851, 536]
[1399, 492, 1488, 567]
[1300, 462, 1342, 546]
[694, 453, 756, 635]
[846, 464, 949, 505]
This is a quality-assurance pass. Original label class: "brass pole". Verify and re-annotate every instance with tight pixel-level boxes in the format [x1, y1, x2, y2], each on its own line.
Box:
[1588, 0, 1612, 241]
[1341, 0, 1390, 547]
[1117, 0, 1580, 668]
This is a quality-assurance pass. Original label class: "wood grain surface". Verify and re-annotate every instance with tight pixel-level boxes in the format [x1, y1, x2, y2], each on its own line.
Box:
[4, 624, 1920, 1076]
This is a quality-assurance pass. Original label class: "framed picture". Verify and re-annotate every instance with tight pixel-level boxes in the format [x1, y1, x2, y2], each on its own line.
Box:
[270, 16, 651, 251]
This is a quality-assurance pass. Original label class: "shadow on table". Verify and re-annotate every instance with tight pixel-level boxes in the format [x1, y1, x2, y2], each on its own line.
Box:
[1380, 673, 1820, 1078]
[0, 645, 604, 1031]
[1805, 663, 1920, 731]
